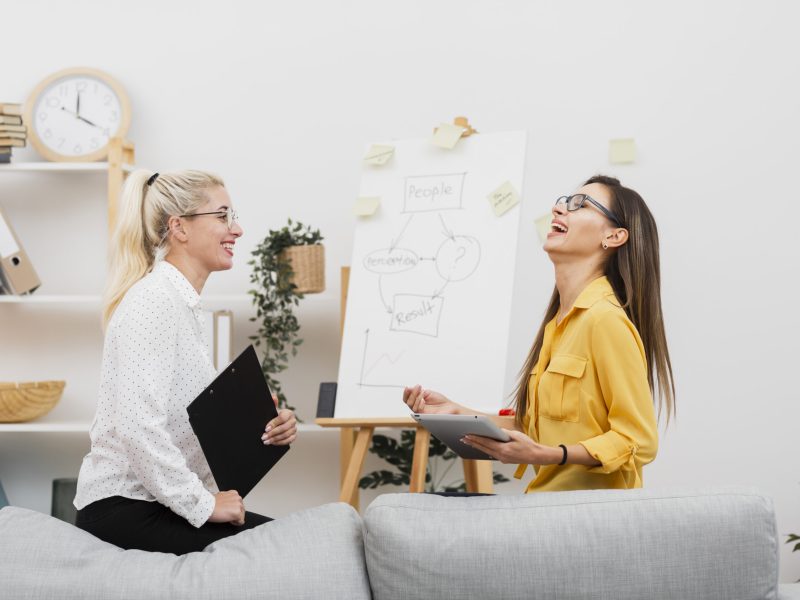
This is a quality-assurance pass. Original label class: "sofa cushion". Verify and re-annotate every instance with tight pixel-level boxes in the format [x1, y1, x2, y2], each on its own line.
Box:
[0, 502, 370, 600]
[364, 487, 779, 600]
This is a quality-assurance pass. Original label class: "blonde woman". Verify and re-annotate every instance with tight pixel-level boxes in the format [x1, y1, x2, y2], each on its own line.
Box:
[404, 175, 674, 492]
[74, 170, 297, 554]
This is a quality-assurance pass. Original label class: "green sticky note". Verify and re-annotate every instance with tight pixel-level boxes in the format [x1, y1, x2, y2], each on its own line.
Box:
[431, 123, 466, 149]
[354, 196, 380, 217]
[609, 138, 636, 164]
[364, 144, 395, 166]
[487, 181, 520, 217]
[534, 213, 552, 243]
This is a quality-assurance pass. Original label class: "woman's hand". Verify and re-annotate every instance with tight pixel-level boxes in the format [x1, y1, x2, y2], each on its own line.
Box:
[263, 409, 297, 446]
[402, 385, 461, 414]
[462, 430, 562, 465]
[209, 490, 245, 525]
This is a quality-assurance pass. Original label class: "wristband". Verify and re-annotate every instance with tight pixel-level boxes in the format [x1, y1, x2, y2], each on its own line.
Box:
[558, 444, 568, 466]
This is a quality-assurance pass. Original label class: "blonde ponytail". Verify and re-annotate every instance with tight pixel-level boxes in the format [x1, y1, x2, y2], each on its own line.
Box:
[103, 169, 225, 327]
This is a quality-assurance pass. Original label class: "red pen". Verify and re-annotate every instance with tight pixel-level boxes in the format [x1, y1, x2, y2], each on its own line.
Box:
[498, 408, 516, 416]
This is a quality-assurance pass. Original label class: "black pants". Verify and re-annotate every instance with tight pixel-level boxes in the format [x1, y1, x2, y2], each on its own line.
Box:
[76, 496, 272, 555]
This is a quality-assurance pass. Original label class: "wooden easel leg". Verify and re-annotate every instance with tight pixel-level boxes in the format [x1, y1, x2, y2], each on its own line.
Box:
[339, 428, 358, 509]
[339, 427, 374, 506]
[409, 427, 431, 493]
[462, 460, 495, 494]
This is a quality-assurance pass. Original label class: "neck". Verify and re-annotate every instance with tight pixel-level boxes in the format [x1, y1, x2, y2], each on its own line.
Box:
[165, 254, 209, 294]
[553, 259, 604, 321]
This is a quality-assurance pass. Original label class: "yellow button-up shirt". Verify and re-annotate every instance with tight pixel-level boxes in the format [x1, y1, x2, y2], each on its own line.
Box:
[515, 276, 658, 492]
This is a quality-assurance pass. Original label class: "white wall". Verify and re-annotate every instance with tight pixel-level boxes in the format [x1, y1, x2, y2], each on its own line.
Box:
[1, 0, 798, 582]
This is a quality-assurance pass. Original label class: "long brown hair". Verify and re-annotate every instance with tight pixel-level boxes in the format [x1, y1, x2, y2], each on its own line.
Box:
[512, 175, 675, 428]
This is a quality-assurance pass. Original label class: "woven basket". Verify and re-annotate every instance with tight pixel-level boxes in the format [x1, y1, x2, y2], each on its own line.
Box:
[280, 244, 325, 294]
[0, 381, 65, 423]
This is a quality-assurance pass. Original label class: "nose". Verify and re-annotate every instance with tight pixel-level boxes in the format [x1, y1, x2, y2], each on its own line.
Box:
[552, 202, 567, 218]
[231, 221, 243, 238]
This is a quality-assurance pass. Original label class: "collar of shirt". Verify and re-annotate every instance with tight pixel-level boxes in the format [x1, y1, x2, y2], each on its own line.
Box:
[557, 275, 616, 327]
[153, 260, 203, 315]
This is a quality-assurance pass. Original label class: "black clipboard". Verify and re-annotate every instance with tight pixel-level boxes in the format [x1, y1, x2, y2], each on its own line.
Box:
[187, 345, 289, 498]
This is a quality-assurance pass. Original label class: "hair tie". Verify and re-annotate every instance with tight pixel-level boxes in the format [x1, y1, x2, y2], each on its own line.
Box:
[146, 172, 159, 187]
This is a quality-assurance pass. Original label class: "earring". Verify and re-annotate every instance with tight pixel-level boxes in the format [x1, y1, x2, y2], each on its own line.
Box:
[602, 241, 609, 250]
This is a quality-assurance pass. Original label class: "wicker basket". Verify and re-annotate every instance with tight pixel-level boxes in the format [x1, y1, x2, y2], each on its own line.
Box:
[0, 381, 65, 423]
[280, 244, 325, 294]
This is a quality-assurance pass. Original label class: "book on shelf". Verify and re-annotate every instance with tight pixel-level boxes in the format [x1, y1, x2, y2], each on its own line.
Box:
[0, 103, 22, 116]
[0, 115, 22, 126]
[0, 155, 10, 164]
[0, 131, 25, 140]
[0, 205, 41, 295]
[0, 138, 25, 147]
[0, 125, 25, 134]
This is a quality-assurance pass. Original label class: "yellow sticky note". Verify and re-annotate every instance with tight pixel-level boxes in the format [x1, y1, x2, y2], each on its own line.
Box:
[609, 138, 636, 164]
[354, 196, 380, 217]
[431, 123, 466, 149]
[534, 213, 552, 243]
[487, 181, 520, 217]
[364, 144, 395, 166]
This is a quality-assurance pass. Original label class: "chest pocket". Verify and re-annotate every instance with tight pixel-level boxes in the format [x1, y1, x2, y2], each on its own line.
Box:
[540, 354, 587, 422]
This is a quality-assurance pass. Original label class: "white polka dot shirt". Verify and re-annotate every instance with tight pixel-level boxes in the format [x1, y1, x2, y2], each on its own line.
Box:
[74, 260, 219, 528]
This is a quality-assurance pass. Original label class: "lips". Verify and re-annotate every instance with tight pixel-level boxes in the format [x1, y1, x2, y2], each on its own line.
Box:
[549, 219, 568, 236]
[221, 241, 235, 256]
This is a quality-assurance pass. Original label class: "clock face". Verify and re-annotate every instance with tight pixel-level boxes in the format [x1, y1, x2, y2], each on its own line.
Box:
[31, 74, 127, 160]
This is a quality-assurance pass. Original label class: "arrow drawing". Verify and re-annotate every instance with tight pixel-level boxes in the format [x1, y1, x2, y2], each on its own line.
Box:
[389, 214, 414, 252]
[438, 213, 455, 241]
[378, 276, 393, 313]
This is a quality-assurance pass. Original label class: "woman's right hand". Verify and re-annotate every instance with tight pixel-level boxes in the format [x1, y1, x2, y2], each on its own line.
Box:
[209, 490, 245, 526]
[403, 385, 460, 414]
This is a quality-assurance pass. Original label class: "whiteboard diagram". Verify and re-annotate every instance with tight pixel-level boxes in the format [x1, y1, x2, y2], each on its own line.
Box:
[337, 131, 527, 418]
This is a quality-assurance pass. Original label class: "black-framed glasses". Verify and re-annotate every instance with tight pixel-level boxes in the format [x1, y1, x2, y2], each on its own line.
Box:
[554, 194, 623, 227]
[179, 209, 239, 230]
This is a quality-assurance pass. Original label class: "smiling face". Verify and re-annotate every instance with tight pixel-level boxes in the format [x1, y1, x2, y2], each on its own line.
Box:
[543, 182, 624, 262]
[179, 185, 243, 274]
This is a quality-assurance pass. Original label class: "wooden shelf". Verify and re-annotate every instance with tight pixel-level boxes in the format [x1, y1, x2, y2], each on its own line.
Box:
[0, 162, 135, 173]
[0, 422, 328, 434]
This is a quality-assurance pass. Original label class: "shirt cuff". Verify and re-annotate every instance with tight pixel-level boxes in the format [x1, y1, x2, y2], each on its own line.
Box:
[185, 489, 216, 528]
[579, 431, 637, 475]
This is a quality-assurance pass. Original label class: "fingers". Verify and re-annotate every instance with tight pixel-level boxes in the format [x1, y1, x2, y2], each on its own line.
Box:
[263, 410, 296, 445]
[462, 435, 499, 460]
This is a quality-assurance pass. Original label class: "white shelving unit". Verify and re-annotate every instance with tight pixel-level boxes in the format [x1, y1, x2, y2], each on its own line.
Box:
[0, 161, 134, 173]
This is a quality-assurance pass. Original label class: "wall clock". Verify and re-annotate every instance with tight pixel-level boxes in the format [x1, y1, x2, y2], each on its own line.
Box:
[24, 67, 131, 162]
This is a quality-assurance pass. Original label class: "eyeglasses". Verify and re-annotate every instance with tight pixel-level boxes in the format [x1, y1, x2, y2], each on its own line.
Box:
[554, 194, 623, 228]
[179, 209, 239, 230]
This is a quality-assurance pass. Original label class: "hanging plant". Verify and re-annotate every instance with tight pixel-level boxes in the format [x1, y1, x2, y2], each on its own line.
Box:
[359, 431, 509, 492]
[248, 219, 324, 415]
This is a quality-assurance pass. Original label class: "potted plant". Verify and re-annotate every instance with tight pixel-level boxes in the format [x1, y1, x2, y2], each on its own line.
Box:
[248, 219, 324, 413]
[360, 431, 509, 493]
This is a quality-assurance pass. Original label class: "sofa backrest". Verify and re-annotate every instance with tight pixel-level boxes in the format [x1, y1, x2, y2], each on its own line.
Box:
[364, 487, 779, 600]
[0, 502, 370, 600]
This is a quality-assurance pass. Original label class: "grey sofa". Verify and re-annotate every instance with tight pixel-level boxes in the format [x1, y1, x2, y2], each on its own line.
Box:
[0, 486, 797, 599]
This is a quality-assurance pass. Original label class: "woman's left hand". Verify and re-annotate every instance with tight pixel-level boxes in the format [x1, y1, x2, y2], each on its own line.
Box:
[462, 429, 559, 465]
[262, 409, 297, 446]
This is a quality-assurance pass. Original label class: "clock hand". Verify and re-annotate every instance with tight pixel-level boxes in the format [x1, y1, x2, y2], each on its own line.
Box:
[77, 115, 101, 128]
[76, 92, 81, 117]
[60, 106, 78, 117]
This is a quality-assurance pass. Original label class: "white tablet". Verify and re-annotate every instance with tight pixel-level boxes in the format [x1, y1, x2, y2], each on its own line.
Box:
[412, 414, 510, 461]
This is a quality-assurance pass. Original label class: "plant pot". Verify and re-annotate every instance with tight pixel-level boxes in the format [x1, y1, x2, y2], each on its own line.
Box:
[280, 244, 325, 294]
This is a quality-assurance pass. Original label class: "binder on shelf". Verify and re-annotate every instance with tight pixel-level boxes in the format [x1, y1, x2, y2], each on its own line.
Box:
[202, 309, 233, 370]
[0, 206, 40, 295]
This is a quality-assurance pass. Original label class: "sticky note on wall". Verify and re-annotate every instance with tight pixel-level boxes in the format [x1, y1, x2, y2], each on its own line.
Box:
[364, 144, 394, 165]
[609, 138, 636, 164]
[487, 181, 520, 217]
[354, 196, 380, 216]
[534, 213, 552, 243]
[431, 123, 466, 149]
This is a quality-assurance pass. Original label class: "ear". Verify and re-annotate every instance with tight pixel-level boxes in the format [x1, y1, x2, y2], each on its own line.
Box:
[167, 215, 188, 242]
[603, 227, 629, 249]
